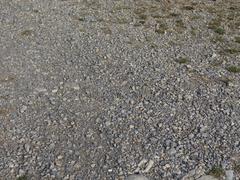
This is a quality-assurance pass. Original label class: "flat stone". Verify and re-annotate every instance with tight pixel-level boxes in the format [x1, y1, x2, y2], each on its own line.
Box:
[197, 175, 218, 180]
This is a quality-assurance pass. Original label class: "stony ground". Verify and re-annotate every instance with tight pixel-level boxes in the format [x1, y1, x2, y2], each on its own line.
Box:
[0, 0, 240, 179]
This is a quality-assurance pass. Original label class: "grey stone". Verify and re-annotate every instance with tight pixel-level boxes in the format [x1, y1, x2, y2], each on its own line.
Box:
[225, 170, 234, 180]
[197, 175, 218, 180]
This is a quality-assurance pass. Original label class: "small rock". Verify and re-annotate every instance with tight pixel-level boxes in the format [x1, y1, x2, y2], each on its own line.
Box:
[129, 125, 134, 129]
[36, 88, 47, 92]
[169, 148, 177, 155]
[126, 174, 149, 180]
[105, 121, 111, 126]
[20, 105, 27, 113]
[143, 160, 154, 173]
[24, 144, 30, 152]
[72, 84, 80, 90]
[212, 53, 217, 58]
[52, 89, 58, 93]
[163, 164, 171, 170]
[57, 155, 63, 160]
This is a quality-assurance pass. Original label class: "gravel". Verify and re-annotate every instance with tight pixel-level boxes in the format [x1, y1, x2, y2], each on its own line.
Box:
[0, 0, 240, 179]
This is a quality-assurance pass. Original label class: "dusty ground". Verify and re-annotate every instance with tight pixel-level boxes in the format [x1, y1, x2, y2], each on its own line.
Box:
[0, 0, 240, 179]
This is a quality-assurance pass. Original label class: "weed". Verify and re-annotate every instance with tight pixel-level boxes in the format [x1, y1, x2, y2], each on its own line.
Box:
[176, 57, 189, 64]
[101, 27, 112, 35]
[224, 48, 240, 54]
[190, 28, 197, 36]
[235, 36, 240, 43]
[214, 27, 225, 35]
[137, 14, 148, 20]
[211, 35, 224, 43]
[134, 8, 146, 16]
[175, 19, 185, 28]
[226, 66, 240, 73]
[17, 175, 27, 180]
[149, 43, 158, 49]
[169, 12, 180, 17]
[191, 15, 201, 20]
[182, 6, 194, 11]
[155, 22, 168, 34]
[20, 30, 33, 36]
[211, 59, 223, 66]
[207, 166, 225, 178]
[218, 77, 232, 86]
[208, 18, 221, 30]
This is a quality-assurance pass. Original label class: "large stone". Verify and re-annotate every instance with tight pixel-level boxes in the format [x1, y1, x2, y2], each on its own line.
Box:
[225, 170, 234, 180]
[126, 174, 149, 180]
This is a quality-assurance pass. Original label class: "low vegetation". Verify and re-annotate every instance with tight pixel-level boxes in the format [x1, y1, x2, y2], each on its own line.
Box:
[207, 166, 225, 178]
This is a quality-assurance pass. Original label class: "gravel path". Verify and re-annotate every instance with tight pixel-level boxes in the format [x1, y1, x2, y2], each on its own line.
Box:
[0, 0, 240, 179]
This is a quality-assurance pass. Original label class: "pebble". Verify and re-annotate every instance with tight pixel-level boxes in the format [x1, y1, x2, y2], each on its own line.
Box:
[20, 105, 27, 113]
[52, 89, 58, 93]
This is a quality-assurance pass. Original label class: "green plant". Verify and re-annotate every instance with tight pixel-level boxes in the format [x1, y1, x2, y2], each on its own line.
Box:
[155, 22, 168, 34]
[20, 30, 33, 36]
[101, 27, 112, 35]
[219, 77, 232, 86]
[211, 35, 224, 43]
[224, 48, 240, 54]
[235, 36, 240, 43]
[176, 57, 189, 64]
[226, 66, 240, 73]
[176, 19, 184, 27]
[214, 27, 225, 35]
[183, 5, 194, 10]
[169, 12, 180, 17]
[207, 166, 225, 178]
[208, 18, 221, 30]
[190, 28, 197, 36]
[17, 175, 27, 180]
